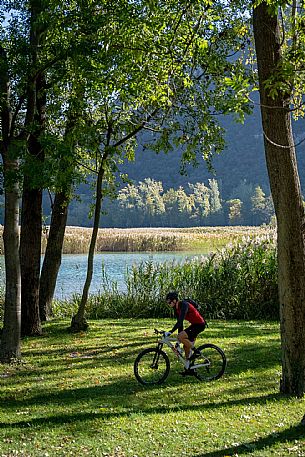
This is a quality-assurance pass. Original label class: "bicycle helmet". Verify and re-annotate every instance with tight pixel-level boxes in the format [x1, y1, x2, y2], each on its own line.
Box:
[166, 291, 178, 302]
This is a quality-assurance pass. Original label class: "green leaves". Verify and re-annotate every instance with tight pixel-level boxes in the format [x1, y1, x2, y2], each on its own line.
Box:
[1, 0, 255, 207]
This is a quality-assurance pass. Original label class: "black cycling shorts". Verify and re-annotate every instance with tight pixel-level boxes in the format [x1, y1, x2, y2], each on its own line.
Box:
[184, 322, 206, 342]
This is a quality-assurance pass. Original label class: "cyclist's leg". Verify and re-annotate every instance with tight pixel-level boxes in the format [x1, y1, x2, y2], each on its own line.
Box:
[177, 330, 193, 359]
[185, 324, 206, 355]
[179, 324, 206, 373]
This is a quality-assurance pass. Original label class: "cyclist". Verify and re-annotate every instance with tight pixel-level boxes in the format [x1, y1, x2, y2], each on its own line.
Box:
[164, 291, 206, 372]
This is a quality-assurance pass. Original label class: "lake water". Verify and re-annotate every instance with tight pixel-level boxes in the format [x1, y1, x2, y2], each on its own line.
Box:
[54, 252, 204, 299]
[0, 252, 205, 300]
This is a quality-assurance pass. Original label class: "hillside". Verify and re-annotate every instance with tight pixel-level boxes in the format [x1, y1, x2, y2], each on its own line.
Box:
[63, 105, 305, 227]
[1, 105, 300, 228]
[121, 106, 305, 198]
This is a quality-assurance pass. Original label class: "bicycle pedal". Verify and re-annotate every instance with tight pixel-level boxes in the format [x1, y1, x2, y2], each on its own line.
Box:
[190, 349, 200, 361]
[180, 369, 194, 376]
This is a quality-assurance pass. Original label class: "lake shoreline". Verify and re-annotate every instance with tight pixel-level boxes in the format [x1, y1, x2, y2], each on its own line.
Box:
[47, 225, 273, 254]
[0, 225, 274, 255]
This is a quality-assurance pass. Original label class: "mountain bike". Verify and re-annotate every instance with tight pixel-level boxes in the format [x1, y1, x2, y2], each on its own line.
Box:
[134, 329, 226, 385]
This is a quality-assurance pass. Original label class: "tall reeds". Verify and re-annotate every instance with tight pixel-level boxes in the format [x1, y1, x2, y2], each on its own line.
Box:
[44, 225, 272, 253]
[0, 225, 273, 254]
[54, 233, 278, 320]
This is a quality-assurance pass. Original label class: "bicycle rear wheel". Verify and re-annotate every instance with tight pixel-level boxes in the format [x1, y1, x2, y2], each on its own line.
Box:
[191, 343, 226, 381]
[134, 347, 170, 385]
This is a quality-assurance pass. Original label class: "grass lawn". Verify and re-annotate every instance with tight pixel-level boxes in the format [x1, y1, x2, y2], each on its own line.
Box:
[0, 319, 304, 457]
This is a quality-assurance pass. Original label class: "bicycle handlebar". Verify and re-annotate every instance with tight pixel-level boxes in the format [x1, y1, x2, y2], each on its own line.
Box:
[154, 328, 166, 335]
[154, 329, 177, 342]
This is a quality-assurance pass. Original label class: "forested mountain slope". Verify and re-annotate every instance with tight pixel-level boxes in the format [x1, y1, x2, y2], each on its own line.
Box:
[42, 107, 305, 227]
[123, 106, 305, 198]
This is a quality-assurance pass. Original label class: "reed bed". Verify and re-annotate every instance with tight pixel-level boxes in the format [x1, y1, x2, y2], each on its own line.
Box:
[0, 225, 272, 254]
[43, 225, 273, 253]
[53, 232, 278, 321]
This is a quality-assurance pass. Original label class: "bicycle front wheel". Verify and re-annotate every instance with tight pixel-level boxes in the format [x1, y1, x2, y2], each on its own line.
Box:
[192, 343, 226, 381]
[134, 348, 170, 385]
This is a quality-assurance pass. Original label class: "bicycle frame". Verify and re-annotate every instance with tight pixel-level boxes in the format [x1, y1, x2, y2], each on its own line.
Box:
[153, 336, 211, 370]
[157, 334, 211, 371]
[157, 335, 186, 366]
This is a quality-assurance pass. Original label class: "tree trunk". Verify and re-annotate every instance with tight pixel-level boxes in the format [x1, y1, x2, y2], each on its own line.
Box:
[39, 191, 69, 321]
[20, 179, 42, 336]
[19, 11, 46, 334]
[253, 2, 305, 396]
[70, 166, 104, 332]
[0, 45, 21, 362]
[39, 88, 82, 321]
[0, 163, 21, 362]
[20, 76, 45, 335]
[20, 118, 44, 336]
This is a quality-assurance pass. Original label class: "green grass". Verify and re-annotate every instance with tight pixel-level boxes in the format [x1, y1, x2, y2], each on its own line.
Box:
[0, 319, 304, 457]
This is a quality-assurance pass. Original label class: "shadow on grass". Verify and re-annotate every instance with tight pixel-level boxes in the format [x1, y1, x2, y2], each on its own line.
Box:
[4, 333, 282, 393]
[225, 341, 281, 372]
[194, 422, 305, 457]
[21, 338, 147, 358]
[4, 339, 281, 392]
[0, 385, 285, 429]
[41, 319, 155, 337]
[41, 319, 279, 341]
[203, 326, 279, 341]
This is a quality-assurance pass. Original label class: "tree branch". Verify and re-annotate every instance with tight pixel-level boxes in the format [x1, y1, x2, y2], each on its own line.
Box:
[0, 45, 12, 144]
[263, 128, 305, 149]
[9, 94, 26, 139]
[112, 108, 159, 148]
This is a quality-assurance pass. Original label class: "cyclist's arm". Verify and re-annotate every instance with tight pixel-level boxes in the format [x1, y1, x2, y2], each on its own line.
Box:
[170, 300, 189, 334]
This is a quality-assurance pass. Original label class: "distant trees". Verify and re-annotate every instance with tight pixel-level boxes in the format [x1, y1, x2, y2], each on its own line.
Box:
[189, 182, 211, 221]
[227, 199, 243, 225]
[209, 178, 222, 223]
[100, 178, 274, 228]
[251, 186, 274, 225]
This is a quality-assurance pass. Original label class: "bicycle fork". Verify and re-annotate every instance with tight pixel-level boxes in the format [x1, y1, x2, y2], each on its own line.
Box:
[150, 343, 164, 369]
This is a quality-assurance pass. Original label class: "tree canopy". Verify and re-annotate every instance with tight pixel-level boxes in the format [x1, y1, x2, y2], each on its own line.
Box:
[2, 0, 305, 397]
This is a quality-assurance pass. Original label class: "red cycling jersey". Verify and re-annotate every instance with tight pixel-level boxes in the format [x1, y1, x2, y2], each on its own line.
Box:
[176, 302, 205, 325]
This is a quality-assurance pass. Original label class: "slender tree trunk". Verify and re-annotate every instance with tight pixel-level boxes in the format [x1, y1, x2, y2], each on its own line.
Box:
[70, 165, 105, 332]
[253, 2, 305, 396]
[39, 191, 69, 321]
[0, 45, 21, 361]
[39, 90, 81, 321]
[19, 4, 46, 335]
[20, 98, 45, 336]
[0, 159, 21, 361]
[20, 180, 42, 336]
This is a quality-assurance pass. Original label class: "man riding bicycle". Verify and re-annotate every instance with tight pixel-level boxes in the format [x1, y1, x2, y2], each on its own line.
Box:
[164, 291, 206, 372]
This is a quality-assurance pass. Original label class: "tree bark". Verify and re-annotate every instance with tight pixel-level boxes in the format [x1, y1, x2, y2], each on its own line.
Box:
[0, 45, 21, 362]
[20, 74, 45, 335]
[20, 180, 42, 336]
[253, 2, 305, 396]
[0, 159, 21, 361]
[70, 165, 105, 332]
[19, 1, 45, 335]
[39, 191, 69, 321]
